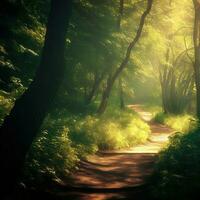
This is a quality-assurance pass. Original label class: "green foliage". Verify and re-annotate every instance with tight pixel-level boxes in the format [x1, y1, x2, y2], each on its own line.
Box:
[0, 84, 25, 124]
[69, 115, 99, 155]
[0, 1, 45, 97]
[69, 108, 150, 150]
[154, 112, 197, 133]
[151, 129, 200, 200]
[23, 108, 150, 184]
[165, 115, 197, 133]
[153, 112, 166, 124]
[0, 91, 13, 124]
[0, 0, 198, 195]
[24, 126, 78, 185]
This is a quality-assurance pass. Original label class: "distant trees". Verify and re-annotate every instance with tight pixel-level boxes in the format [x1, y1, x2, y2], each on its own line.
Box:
[159, 47, 194, 114]
[0, 0, 72, 197]
[97, 0, 153, 114]
[58, 1, 119, 109]
[140, 0, 195, 115]
[193, 0, 200, 118]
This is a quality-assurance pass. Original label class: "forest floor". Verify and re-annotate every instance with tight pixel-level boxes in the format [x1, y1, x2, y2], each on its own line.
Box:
[50, 105, 174, 200]
[20, 105, 174, 200]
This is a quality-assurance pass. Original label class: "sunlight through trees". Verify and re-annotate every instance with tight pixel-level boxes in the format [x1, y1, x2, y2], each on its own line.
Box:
[0, 0, 200, 199]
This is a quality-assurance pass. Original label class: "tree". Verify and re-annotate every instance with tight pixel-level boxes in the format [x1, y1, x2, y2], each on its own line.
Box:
[193, 0, 200, 118]
[117, 0, 125, 109]
[97, 0, 153, 114]
[0, 0, 72, 197]
[159, 47, 194, 114]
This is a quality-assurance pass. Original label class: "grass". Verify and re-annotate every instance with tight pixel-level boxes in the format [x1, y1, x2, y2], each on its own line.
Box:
[22, 106, 151, 185]
[142, 103, 197, 133]
[0, 91, 151, 185]
[154, 112, 197, 133]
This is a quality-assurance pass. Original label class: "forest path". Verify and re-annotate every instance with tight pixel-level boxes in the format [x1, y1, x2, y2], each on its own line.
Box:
[51, 105, 174, 200]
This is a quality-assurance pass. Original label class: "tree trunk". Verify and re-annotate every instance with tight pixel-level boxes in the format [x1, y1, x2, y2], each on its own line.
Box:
[97, 75, 113, 114]
[119, 78, 125, 109]
[117, 0, 125, 109]
[97, 0, 153, 114]
[85, 71, 105, 105]
[86, 79, 99, 104]
[159, 67, 168, 113]
[193, 0, 200, 118]
[0, 0, 72, 197]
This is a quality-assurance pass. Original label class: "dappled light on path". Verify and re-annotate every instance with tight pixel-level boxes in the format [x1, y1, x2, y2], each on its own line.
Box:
[108, 105, 174, 154]
[128, 105, 153, 122]
[67, 153, 155, 189]
[62, 105, 174, 199]
[127, 121, 173, 153]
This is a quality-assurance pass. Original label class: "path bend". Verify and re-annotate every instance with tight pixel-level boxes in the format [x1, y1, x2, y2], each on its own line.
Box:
[48, 105, 174, 200]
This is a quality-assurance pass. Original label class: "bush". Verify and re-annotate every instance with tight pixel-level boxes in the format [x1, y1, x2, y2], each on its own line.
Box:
[69, 115, 99, 155]
[69, 108, 151, 150]
[154, 112, 197, 132]
[0, 91, 13, 124]
[151, 129, 200, 200]
[154, 112, 166, 124]
[24, 124, 79, 186]
[165, 115, 197, 133]
[23, 108, 151, 185]
[0, 86, 25, 125]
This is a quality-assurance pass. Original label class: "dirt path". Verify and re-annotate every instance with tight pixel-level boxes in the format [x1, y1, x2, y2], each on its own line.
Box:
[48, 105, 174, 200]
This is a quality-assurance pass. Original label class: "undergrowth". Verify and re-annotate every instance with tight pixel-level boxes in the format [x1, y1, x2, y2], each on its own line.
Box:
[151, 129, 200, 200]
[22, 107, 150, 185]
[154, 112, 197, 133]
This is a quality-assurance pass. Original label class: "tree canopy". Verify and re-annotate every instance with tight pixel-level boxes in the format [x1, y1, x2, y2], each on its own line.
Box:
[0, 1, 200, 199]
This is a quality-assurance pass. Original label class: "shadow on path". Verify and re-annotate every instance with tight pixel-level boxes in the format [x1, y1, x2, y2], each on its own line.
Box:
[19, 105, 174, 200]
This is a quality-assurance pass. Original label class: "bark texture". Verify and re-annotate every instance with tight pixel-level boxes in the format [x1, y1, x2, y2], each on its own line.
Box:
[0, 0, 72, 197]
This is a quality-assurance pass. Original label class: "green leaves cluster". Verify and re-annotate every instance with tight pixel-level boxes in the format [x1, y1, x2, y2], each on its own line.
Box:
[23, 107, 150, 185]
[151, 129, 200, 200]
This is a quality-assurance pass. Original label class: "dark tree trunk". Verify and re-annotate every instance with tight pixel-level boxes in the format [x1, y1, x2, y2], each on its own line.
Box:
[159, 48, 170, 113]
[119, 78, 125, 109]
[97, 0, 153, 114]
[117, 0, 125, 109]
[85, 71, 106, 105]
[97, 75, 113, 114]
[159, 46, 194, 114]
[86, 78, 100, 104]
[193, 0, 200, 118]
[0, 0, 72, 197]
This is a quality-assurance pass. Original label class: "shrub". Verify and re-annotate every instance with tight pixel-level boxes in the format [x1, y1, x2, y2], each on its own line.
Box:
[151, 129, 200, 200]
[154, 112, 166, 124]
[23, 108, 151, 185]
[123, 118, 150, 146]
[69, 109, 151, 150]
[154, 112, 197, 133]
[165, 115, 197, 133]
[69, 115, 99, 155]
[24, 125, 79, 186]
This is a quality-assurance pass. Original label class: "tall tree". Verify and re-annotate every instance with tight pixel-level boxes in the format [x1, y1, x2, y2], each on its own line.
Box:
[0, 0, 72, 197]
[117, 0, 125, 109]
[97, 0, 153, 114]
[193, 0, 200, 118]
